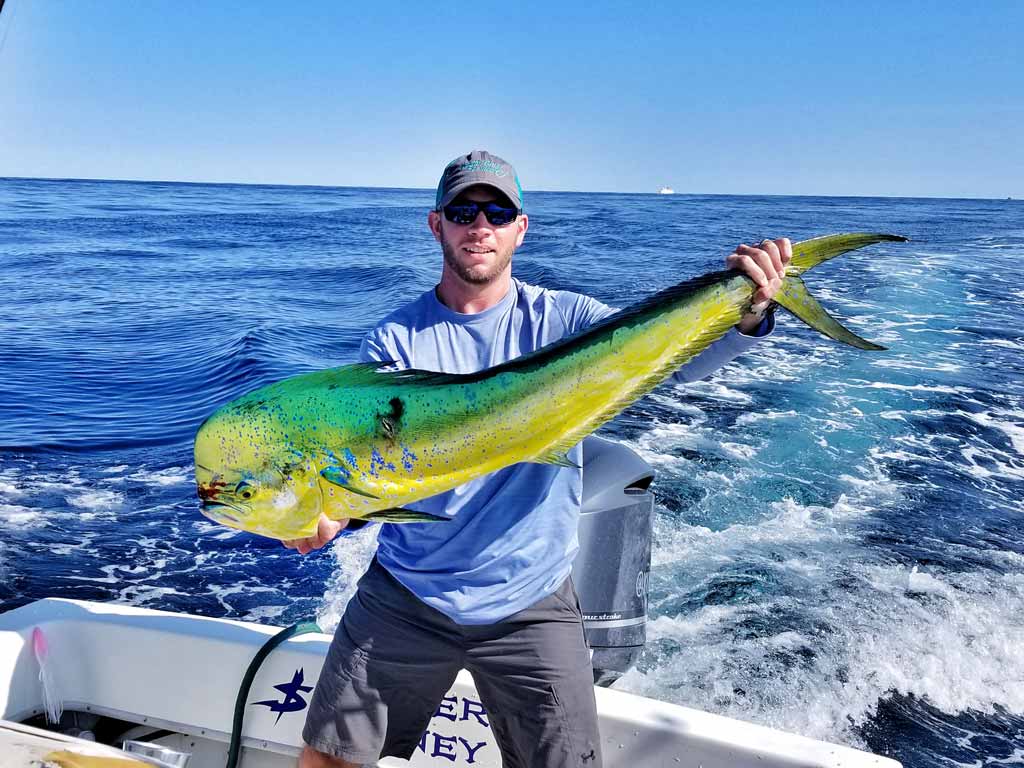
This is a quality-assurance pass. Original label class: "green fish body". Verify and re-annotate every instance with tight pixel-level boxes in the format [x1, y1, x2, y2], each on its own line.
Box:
[194, 233, 906, 540]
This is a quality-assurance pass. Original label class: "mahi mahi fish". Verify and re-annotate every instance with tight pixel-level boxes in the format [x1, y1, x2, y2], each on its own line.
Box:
[195, 233, 907, 540]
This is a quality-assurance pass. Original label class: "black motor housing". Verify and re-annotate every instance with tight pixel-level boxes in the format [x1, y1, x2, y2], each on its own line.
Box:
[573, 435, 655, 686]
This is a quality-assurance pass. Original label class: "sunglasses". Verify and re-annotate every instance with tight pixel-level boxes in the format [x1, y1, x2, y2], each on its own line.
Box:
[442, 201, 521, 226]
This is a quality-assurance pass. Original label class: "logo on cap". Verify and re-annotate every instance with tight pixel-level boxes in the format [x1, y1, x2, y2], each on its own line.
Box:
[459, 159, 508, 178]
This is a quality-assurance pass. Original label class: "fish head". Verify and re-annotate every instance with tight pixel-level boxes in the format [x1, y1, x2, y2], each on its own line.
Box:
[194, 462, 323, 540]
[194, 397, 324, 540]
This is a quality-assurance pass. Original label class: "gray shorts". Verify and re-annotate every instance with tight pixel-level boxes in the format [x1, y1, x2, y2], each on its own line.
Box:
[302, 558, 601, 767]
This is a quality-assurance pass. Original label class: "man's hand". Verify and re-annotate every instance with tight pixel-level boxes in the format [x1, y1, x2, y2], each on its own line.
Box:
[726, 237, 792, 334]
[282, 514, 348, 555]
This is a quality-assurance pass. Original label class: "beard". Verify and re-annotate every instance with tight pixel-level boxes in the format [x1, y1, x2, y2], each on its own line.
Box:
[440, 233, 513, 285]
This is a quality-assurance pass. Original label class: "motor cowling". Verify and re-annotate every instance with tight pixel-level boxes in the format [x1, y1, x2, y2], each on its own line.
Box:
[574, 436, 655, 686]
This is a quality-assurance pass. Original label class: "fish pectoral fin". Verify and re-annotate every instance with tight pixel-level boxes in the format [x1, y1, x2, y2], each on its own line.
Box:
[320, 466, 380, 499]
[362, 508, 451, 523]
[775, 276, 887, 351]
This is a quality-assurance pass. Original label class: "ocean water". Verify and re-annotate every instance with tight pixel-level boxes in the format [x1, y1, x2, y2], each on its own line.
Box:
[1, 177, 1022, 766]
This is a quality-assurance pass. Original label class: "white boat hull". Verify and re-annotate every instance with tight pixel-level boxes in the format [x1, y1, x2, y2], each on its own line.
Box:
[0, 599, 900, 767]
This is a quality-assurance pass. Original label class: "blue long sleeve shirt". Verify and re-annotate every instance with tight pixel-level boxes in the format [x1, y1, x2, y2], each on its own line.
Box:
[357, 278, 772, 624]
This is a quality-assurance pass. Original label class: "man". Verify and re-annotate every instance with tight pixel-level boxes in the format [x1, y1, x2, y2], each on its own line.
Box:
[289, 150, 792, 768]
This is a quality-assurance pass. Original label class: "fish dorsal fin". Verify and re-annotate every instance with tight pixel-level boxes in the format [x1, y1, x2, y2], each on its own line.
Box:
[292, 361, 469, 390]
[302, 361, 396, 388]
[382, 367, 470, 386]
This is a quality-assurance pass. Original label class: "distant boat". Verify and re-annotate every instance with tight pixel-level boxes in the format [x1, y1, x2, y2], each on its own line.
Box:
[658, 186, 674, 195]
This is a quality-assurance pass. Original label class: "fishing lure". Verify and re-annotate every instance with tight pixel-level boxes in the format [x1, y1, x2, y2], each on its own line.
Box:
[32, 626, 63, 724]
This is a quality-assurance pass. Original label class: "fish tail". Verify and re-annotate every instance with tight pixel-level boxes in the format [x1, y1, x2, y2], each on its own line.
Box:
[786, 233, 907, 276]
[774, 232, 907, 350]
[775, 275, 886, 350]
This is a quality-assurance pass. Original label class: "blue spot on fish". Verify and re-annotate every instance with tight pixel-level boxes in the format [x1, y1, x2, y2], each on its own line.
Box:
[343, 449, 359, 469]
[369, 448, 387, 478]
[401, 446, 418, 472]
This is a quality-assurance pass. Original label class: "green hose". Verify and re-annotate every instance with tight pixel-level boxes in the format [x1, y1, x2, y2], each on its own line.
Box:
[226, 621, 322, 768]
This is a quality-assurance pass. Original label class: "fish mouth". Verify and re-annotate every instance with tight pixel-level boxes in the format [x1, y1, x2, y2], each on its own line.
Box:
[200, 503, 245, 526]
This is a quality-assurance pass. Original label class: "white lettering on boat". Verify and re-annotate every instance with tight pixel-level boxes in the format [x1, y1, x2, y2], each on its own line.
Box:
[416, 693, 492, 763]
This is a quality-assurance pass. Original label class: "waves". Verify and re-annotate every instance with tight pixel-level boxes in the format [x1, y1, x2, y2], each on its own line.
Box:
[1, 179, 1023, 766]
[0, 320, 322, 451]
[613, 387, 1024, 762]
[619, 548, 1024, 758]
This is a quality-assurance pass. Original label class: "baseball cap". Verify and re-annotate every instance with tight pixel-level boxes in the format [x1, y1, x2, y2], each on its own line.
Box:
[434, 150, 523, 212]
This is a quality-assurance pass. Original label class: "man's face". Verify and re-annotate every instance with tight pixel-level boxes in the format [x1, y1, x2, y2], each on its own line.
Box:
[429, 186, 528, 286]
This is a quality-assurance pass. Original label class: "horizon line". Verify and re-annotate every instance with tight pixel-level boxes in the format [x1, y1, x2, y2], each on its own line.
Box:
[0, 174, 1017, 203]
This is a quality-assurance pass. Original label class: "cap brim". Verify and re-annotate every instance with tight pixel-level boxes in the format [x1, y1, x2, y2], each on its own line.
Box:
[438, 180, 518, 210]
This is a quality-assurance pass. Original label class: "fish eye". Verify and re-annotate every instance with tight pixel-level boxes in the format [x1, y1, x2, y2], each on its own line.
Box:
[236, 481, 257, 500]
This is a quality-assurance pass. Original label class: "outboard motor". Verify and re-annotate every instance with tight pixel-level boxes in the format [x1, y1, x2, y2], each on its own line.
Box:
[574, 435, 655, 686]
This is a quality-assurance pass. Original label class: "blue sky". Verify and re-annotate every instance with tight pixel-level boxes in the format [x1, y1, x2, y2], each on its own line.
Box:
[0, 1, 1020, 198]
